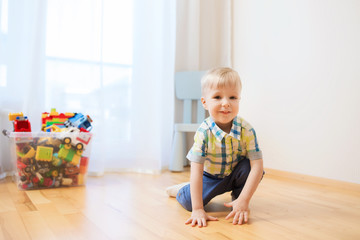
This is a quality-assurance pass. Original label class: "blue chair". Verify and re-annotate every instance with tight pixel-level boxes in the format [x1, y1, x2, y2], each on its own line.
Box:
[170, 71, 207, 171]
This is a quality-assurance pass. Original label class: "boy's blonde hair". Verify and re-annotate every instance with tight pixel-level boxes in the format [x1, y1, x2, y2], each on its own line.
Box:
[201, 67, 242, 95]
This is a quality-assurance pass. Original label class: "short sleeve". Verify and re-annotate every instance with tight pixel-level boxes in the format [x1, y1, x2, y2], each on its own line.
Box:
[186, 130, 207, 164]
[243, 126, 263, 160]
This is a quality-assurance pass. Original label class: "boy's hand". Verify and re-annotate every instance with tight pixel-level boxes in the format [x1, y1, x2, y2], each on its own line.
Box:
[185, 208, 218, 227]
[224, 198, 250, 225]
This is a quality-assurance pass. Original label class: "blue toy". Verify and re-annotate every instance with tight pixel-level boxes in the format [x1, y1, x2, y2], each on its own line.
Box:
[64, 113, 93, 131]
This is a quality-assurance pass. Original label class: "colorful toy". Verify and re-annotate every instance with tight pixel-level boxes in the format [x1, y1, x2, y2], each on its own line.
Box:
[35, 146, 54, 161]
[52, 153, 63, 167]
[79, 157, 89, 174]
[61, 127, 92, 153]
[61, 178, 73, 186]
[41, 108, 74, 131]
[9, 112, 22, 121]
[16, 145, 36, 159]
[64, 113, 93, 131]
[9, 112, 32, 132]
[11, 132, 92, 190]
[44, 125, 64, 132]
[4, 109, 93, 190]
[58, 144, 81, 165]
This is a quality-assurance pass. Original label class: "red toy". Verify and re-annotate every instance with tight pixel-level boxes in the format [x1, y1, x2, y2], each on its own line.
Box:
[8, 112, 31, 132]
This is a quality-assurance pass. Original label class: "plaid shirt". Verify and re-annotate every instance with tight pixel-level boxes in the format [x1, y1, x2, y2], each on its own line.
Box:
[186, 116, 263, 178]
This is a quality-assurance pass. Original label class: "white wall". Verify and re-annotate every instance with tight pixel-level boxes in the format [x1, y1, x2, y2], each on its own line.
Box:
[233, 0, 360, 183]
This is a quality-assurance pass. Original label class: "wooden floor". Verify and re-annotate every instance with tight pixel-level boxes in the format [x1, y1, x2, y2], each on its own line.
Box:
[1, 168, 360, 240]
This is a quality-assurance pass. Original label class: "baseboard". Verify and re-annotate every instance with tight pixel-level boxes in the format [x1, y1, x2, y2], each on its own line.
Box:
[264, 168, 360, 192]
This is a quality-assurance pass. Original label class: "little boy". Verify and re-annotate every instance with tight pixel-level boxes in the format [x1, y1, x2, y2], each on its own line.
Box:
[167, 67, 263, 227]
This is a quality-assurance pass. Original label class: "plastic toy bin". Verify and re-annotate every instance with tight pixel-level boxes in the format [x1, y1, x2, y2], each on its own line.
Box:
[10, 131, 92, 190]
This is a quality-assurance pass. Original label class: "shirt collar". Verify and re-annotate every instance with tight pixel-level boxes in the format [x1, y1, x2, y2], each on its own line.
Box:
[207, 116, 242, 141]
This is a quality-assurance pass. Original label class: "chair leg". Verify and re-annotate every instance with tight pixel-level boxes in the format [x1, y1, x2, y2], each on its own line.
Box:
[170, 131, 186, 171]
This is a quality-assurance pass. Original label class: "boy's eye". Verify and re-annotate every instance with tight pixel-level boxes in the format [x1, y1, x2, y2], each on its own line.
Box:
[230, 96, 237, 100]
[213, 96, 221, 99]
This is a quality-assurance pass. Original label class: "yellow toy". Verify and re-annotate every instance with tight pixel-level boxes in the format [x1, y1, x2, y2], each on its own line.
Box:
[35, 146, 53, 161]
[8, 112, 24, 121]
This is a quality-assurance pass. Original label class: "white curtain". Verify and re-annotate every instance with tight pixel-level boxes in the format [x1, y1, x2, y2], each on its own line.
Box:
[0, 0, 175, 178]
[175, 0, 233, 71]
[174, 0, 233, 146]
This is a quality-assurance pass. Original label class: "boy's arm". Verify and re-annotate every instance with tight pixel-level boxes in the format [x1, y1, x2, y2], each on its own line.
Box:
[224, 158, 263, 225]
[185, 161, 218, 227]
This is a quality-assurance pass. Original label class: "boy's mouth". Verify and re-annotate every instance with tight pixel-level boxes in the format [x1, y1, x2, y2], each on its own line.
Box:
[220, 111, 231, 114]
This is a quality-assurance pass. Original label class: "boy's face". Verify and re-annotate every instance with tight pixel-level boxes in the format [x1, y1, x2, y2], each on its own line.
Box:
[201, 85, 241, 132]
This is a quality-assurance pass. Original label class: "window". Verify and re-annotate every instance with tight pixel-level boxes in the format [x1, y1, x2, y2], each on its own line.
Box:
[0, 65, 6, 87]
[0, 0, 7, 34]
[0, 0, 8, 87]
[45, 0, 133, 140]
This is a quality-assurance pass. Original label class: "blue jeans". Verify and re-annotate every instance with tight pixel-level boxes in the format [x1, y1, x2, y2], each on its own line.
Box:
[176, 159, 251, 211]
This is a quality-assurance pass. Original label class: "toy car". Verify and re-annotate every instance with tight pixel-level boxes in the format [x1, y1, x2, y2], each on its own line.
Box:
[58, 144, 81, 165]
[64, 113, 93, 131]
[61, 127, 92, 154]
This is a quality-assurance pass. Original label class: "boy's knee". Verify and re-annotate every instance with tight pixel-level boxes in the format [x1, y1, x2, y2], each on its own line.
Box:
[235, 159, 251, 179]
[228, 159, 251, 191]
[176, 185, 192, 211]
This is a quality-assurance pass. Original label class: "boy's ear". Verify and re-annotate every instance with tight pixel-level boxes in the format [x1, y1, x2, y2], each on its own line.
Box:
[201, 97, 208, 110]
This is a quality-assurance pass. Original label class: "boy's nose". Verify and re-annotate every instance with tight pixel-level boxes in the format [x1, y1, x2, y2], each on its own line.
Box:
[222, 99, 230, 107]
